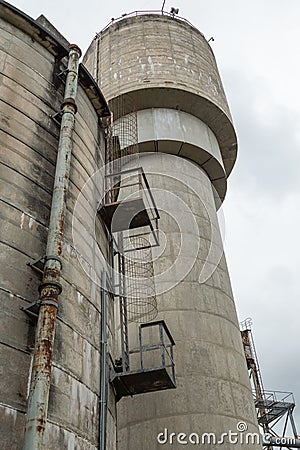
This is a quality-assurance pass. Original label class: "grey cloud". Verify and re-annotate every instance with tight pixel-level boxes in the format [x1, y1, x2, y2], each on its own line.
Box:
[224, 70, 300, 201]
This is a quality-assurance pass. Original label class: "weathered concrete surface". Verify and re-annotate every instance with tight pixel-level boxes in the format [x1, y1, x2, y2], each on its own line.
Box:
[84, 14, 237, 177]
[114, 108, 227, 201]
[0, 11, 115, 450]
[116, 154, 261, 449]
[85, 13, 260, 450]
[0, 6, 259, 450]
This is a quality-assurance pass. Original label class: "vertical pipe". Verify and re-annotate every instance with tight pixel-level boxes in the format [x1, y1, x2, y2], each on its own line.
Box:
[170, 344, 175, 383]
[22, 44, 81, 450]
[100, 271, 107, 450]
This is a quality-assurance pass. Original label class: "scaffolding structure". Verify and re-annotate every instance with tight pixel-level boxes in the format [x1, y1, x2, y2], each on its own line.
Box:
[240, 318, 299, 449]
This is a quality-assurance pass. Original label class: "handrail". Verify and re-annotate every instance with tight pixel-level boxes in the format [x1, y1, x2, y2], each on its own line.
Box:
[141, 320, 175, 346]
[253, 390, 295, 404]
[97, 10, 204, 37]
[105, 166, 160, 219]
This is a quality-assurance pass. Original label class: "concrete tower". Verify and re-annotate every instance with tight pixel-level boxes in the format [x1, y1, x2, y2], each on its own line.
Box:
[84, 13, 261, 449]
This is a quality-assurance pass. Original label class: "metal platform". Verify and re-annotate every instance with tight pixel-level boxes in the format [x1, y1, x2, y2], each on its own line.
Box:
[255, 391, 297, 425]
[98, 197, 151, 233]
[111, 366, 176, 400]
[110, 320, 176, 401]
[256, 398, 294, 425]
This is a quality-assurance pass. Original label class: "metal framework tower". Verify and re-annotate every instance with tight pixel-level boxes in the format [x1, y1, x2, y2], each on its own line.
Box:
[241, 318, 299, 448]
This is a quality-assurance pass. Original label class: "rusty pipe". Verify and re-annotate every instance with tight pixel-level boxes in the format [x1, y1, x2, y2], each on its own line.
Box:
[22, 44, 81, 450]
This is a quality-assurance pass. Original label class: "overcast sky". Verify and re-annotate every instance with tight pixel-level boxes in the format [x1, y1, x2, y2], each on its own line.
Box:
[8, 0, 300, 431]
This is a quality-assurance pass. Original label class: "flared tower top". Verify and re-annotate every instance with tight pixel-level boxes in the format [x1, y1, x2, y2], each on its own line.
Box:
[84, 11, 237, 191]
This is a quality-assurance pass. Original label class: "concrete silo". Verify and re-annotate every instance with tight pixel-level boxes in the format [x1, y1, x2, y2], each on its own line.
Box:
[0, 2, 113, 449]
[84, 12, 261, 449]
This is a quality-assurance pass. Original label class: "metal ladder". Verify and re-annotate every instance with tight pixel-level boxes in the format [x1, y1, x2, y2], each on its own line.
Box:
[117, 233, 130, 372]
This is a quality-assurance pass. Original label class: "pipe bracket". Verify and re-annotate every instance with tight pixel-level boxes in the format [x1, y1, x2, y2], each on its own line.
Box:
[45, 255, 62, 269]
[61, 97, 77, 113]
[39, 300, 59, 309]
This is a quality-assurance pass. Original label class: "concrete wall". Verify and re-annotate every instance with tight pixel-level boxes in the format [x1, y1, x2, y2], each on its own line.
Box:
[84, 15, 229, 117]
[117, 154, 261, 449]
[114, 107, 227, 201]
[0, 10, 115, 450]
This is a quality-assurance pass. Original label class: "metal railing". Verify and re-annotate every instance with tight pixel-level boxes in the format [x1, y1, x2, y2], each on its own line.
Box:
[255, 391, 296, 405]
[129, 320, 176, 383]
[98, 10, 204, 37]
[104, 166, 160, 249]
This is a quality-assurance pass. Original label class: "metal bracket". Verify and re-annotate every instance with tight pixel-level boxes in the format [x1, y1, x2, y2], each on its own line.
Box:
[51, 110, 63, 125]
[27, 255, 46, 274]
[21, 298, 59, 319]
[27, 255, 62, 274]
[54, 68, 68, 89]
[56, 68, 68, 79]
[20, 301, 41, 318]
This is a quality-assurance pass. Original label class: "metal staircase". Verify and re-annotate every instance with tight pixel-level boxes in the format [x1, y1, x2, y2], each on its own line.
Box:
[240, 318, 299, 448]
[255, 391, 297, 430]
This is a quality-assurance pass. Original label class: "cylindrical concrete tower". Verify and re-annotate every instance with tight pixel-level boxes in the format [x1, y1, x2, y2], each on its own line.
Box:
[84, 13, 261, 449]
[0, 3, 114, 449]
